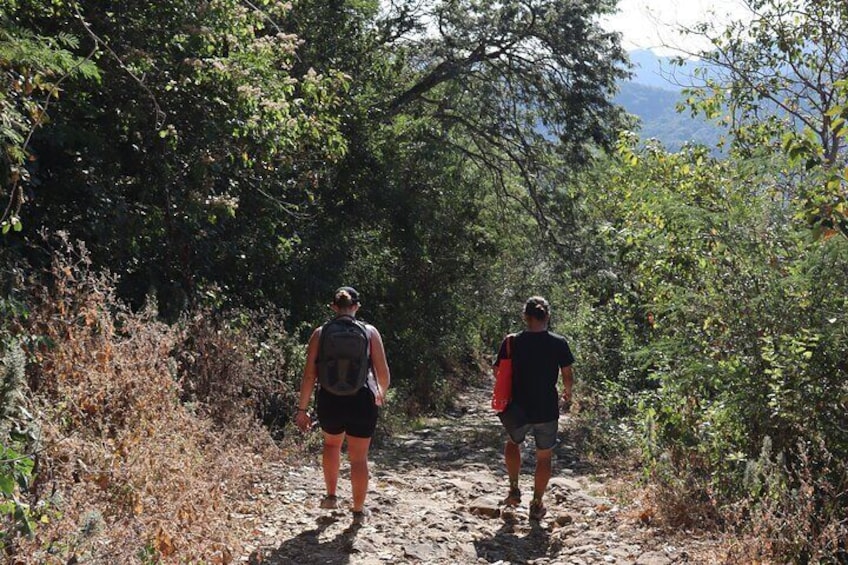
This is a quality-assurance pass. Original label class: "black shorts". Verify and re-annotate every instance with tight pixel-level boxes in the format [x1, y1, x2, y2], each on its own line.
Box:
[316, 386, 379, 438]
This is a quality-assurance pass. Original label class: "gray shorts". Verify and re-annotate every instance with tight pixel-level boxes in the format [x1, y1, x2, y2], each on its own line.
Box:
[505, 420, 558, 450]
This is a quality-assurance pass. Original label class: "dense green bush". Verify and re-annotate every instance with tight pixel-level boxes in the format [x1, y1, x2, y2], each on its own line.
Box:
[568, 136, 847, 555]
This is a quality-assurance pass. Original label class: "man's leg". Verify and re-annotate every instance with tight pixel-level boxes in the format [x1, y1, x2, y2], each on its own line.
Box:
[529, 420, 557, 519]
[505, 440, 521, 486]
[322, 431, 345, 498]
[346, 435, 372, 512]
[533, 447, 553, 502]
[503, 439, 523, 505]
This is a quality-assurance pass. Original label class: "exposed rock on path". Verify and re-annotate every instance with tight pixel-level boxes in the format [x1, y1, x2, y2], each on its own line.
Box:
[242, 389, 723, 564]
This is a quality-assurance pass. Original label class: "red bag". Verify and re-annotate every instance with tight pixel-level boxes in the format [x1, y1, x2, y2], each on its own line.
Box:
[491, 335, 514, 412]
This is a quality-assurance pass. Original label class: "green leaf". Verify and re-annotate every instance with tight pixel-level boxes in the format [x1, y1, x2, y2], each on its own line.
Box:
[0, 475, 15, 496]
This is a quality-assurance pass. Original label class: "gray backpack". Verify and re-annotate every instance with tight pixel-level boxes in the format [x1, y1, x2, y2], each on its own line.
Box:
[317, 316, 370, 396]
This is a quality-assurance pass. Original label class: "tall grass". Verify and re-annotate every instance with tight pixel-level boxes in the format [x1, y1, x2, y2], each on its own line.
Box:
[7, 236, 302, 563]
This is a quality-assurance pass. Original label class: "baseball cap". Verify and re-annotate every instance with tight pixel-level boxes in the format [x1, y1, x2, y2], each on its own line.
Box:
[333, 286, 361, 305]
[524, 296, 550, 320]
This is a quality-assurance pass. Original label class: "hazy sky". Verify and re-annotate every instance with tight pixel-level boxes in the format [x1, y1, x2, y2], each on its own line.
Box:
[602, 0, 753, 55]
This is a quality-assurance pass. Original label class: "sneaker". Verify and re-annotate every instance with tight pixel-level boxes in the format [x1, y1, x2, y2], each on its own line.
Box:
[529, 499, 547, 520]
[503, 486, 521, 507]
[319, 494, 339, 509]
[351, 508, 370, 525]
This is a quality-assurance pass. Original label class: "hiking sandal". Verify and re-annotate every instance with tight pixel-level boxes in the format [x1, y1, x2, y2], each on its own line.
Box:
[319, 494, 339, 509]
[529, 499, 547, 520]
[503, 486, 521, 507]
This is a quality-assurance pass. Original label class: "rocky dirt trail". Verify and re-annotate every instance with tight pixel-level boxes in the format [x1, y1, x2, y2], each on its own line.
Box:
[240, 389, 724, 564]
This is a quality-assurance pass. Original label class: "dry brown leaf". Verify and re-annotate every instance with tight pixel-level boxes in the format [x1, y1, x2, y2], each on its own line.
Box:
[155, 527, 176, 557]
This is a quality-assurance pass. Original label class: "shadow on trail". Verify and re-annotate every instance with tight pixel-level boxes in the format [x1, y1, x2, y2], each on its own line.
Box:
[372, 410, 507, 473]
[473, 519, 552, 563]
[372, 390, 587, 477]
[248, 516, 363, 565]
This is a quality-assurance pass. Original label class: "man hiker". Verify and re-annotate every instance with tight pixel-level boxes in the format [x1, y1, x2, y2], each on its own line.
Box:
[493, 296, 575, 520]
[295, 286, 391, 524]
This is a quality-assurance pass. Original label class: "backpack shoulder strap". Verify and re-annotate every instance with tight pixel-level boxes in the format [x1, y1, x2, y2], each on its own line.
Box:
[359, 321, 373, 360]
[505, 333, 515, 359]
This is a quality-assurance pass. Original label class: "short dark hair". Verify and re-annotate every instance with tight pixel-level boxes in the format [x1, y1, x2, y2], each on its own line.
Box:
[333, 286, 360, 307]
[523, 296, 550, 321]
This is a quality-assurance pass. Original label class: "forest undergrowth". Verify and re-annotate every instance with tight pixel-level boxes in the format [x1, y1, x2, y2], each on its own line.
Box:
[2, 238, 303, 563]
[3, 237, 847, 563]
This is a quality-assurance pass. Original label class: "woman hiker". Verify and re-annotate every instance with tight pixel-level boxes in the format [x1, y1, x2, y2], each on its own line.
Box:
[295, 286, 391, 524]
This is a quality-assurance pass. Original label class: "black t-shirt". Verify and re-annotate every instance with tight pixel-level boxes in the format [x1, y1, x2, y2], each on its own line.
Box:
[495, 330, 575, 423]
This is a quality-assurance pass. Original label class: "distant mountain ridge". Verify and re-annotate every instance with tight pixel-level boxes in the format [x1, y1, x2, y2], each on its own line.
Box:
[616, 49, 724, 152]
[625, 49, 706, 91]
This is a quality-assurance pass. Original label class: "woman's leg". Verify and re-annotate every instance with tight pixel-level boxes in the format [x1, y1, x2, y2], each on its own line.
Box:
[322, 431, 345, 496]
[346, 435, 372, 512]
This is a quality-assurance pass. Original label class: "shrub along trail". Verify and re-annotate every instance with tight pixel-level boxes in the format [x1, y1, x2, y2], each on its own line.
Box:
[241, 389, 725, 564]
